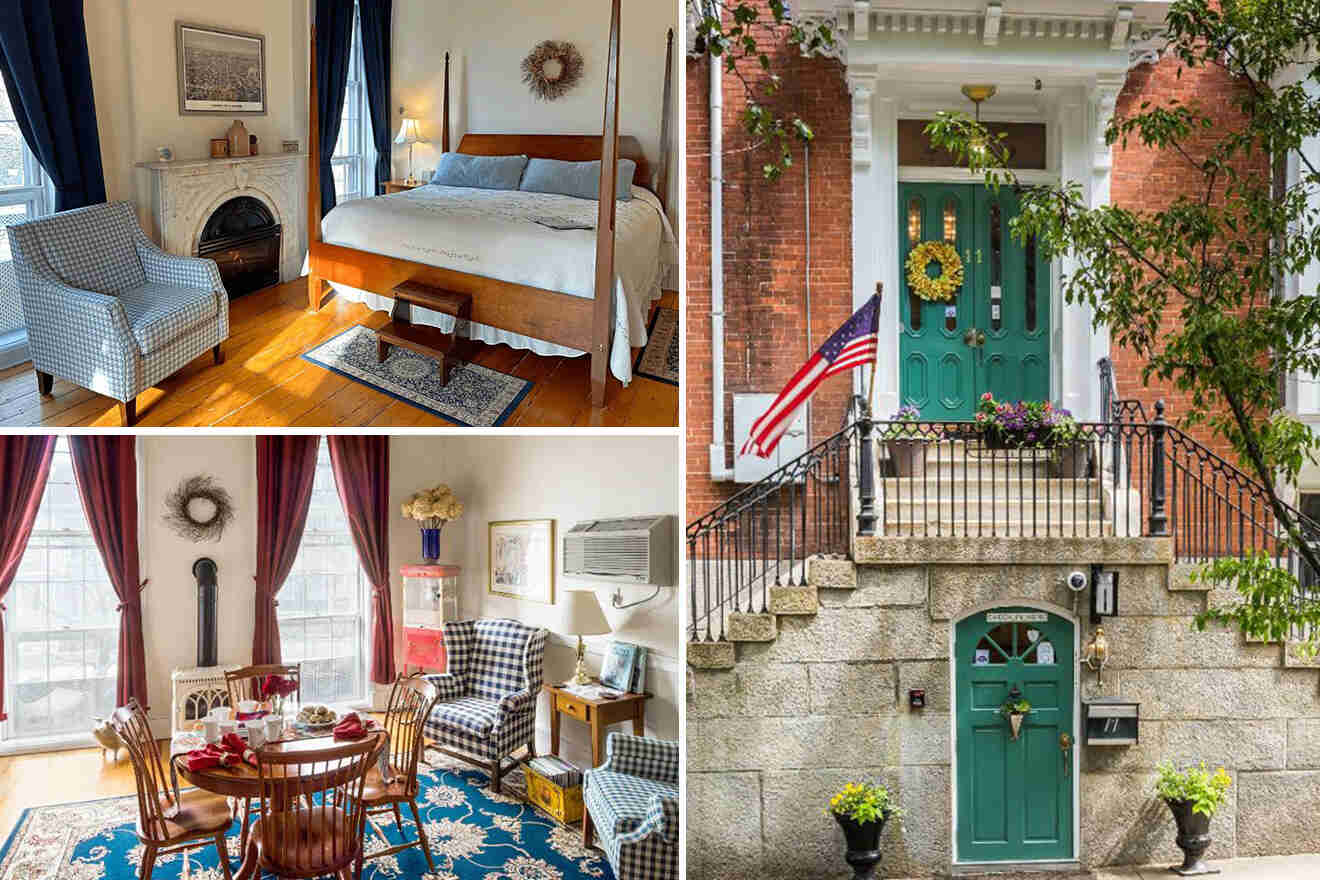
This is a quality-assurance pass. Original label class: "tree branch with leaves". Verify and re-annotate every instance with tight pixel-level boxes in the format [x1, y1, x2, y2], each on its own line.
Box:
[689, 0, 836, 179]
[927, 0, 1320, 651]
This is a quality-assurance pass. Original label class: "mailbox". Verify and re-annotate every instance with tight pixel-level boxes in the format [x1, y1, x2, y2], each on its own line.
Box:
[1084, 699, 1139, 746]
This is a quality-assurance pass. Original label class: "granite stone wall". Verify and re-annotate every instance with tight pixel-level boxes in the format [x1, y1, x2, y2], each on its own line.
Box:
[686, 549, 1320, 878]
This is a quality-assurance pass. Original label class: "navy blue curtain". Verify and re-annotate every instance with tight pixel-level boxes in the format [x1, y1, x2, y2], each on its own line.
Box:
[359, 0, 392, 197]
[0, 0, 106, 211]
[316, 0, 355, 217]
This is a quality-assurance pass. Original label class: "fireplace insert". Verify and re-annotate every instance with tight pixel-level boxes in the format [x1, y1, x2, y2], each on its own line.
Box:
[197, 196, 281, 297]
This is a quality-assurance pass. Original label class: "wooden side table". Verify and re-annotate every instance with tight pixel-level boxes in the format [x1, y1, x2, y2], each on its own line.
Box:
[385, 179, 424, 194]
[543, 683, 651, 769]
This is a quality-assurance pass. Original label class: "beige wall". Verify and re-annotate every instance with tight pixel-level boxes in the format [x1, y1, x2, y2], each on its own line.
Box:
[392, 0, 679, 219]
[133, 434, 681, 763]
[83, 0, 310, 215]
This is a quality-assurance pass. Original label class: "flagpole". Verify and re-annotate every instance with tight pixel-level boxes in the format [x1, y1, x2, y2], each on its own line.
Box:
[866, 283, 882, 417]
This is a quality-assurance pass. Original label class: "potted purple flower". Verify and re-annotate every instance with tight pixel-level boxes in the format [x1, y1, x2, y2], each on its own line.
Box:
[883, 405, 929, 477]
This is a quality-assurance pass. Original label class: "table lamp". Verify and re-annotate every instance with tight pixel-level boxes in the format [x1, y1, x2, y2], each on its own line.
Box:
[394, 114, 429, 186]
[557, 589, 611, 685]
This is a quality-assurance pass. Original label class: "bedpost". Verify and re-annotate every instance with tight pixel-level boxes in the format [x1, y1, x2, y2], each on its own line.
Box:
[589, 0, 622, 408]
[653, 28, 673, 214]
[442, 51, 451, 154]
[307, 22, 323, 313]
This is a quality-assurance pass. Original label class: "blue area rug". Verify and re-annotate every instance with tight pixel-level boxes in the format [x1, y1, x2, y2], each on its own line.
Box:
[302, 325, 532, 427]
[0, 750, 612, 880]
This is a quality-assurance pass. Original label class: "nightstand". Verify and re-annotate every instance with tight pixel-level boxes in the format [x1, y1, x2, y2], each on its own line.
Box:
[385, 180, 424, 194]
[543, 682, 651, 769]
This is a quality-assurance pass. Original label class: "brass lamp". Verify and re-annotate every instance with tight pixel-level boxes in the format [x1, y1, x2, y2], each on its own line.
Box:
[1083, 625, 1110, 687]
[393, 113, 429, 185]
[556, 590, 612, 685]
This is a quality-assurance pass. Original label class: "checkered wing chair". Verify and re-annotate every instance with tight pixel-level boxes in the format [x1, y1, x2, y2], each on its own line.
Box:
[584, 733, 679, 880]
[423, 618, 548, 792]
[7, 201, 229, 425]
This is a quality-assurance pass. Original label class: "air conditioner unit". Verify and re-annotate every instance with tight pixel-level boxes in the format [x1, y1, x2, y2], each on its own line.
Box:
[562, 515, 675, 585]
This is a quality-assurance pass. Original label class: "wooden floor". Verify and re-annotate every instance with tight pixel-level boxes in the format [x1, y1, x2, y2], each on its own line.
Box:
[0, 279, 679, 428]
[0, 742, 155, 836]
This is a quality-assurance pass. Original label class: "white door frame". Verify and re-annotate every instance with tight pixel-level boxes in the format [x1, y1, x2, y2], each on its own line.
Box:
[947, 598, 1082, 867]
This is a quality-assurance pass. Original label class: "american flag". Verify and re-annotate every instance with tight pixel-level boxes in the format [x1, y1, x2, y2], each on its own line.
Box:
[741, 293, 881, 458]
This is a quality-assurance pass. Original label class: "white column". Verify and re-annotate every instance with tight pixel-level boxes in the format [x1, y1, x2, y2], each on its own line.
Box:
[1055, 90, 1095, 420]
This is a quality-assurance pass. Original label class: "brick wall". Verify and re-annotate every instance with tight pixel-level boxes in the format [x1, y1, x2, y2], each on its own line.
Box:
[686, 43, 854, 522]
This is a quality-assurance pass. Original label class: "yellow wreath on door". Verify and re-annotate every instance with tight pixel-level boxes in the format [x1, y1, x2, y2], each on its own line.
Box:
[905, 240, 965, 302]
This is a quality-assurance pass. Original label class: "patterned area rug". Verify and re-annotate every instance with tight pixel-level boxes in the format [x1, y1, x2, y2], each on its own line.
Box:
[633, 307, 678, 386]
[0, 750, 612, 880]
[301, 326, 532, 427]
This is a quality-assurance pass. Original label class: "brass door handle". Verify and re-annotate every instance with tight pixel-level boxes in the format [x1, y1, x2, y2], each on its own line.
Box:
[963, 328, 986, 348]
[1060, 732, 1073, 775]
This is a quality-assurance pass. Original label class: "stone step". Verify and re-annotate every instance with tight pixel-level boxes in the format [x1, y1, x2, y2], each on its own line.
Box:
[727, 612, 777, 642]
[881, 496, 1104, 520]
[687, 640, 735, 669]
[878, 476, 1106, 496]
[769, 584, 818, 614]
[807, 556, 857, 589]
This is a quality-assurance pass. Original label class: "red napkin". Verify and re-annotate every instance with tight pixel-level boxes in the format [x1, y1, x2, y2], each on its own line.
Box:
[220, 732, 258, 767]
[235, 710, 267, 722]
[183, 744, 240, 772]
[333, 712, 366, 740]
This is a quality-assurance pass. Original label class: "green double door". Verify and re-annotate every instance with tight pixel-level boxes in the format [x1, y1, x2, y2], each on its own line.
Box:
[955, 607, 1074, 863]
[899, 183, 1050, 419]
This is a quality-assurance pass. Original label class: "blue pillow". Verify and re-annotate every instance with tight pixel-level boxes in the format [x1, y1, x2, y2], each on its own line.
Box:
[518, 158, 636, 201]
[430, 153, 529, 190]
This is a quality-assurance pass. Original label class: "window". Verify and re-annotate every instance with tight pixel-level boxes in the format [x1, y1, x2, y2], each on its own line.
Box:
[0, 84, 50, 343]
[2, 439, 116, 741]
[332, 4, 377, 203]
[278, 444, 369, 706]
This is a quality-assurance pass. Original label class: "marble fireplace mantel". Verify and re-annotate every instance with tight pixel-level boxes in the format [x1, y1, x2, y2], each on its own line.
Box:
[136, 153, 308, 284]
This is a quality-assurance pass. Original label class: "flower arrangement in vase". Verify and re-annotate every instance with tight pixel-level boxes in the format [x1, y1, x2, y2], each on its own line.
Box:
[402, 485, 464, 562]
[825, 782, 904, 880]
[1000, 694, 1032, 740]
[262, 674, 297, 718]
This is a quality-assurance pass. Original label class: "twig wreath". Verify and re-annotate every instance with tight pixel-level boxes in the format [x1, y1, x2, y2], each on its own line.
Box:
[905, 240, 965, 302]
[521, 40, 584, 101]
[164, 475, 235, 542]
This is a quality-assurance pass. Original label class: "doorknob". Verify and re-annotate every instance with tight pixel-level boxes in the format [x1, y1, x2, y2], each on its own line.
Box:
[962, 328, 986, 348]
[1060, 732, 1073, 775]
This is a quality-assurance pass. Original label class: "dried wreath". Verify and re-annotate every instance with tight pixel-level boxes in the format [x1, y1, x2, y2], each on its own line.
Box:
[521, 40, 584, 101]
[163, 475, 235, 542]
[905, 240, 965, 302]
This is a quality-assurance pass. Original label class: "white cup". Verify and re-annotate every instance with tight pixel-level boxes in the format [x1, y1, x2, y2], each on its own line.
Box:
[264, 715, 283, 741]
[202, 718, 220, 743]
[238, 700, 259, 715]
[209, 706, 232, 722]
[247, 725, 266, 748]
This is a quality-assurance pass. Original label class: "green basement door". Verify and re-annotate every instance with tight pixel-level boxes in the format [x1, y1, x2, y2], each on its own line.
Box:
[954, 607, 1075, 863]
[899, 183, 1050, 419]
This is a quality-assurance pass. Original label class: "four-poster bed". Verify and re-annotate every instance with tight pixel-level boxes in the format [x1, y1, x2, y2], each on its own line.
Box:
[305, 0, 673, 408]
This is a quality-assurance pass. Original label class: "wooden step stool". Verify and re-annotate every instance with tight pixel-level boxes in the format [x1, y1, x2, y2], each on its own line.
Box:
[375, 281, 475, 386]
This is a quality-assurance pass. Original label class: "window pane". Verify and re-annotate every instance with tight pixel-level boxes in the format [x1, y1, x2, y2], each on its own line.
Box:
[0, 121, 27, 190]
[278, 443, 367, 705]
[4, 443, 116, 741]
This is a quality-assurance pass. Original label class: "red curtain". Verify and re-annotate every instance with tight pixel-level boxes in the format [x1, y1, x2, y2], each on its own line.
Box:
[253, 436, 321, 665]
[327, 435, 395, 684]
[0, 436, 56, 721]
[69, 435, 149, 709]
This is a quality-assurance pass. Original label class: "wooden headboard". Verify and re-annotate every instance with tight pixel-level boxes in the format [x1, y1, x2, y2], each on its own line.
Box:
[456, 133, 652, 191]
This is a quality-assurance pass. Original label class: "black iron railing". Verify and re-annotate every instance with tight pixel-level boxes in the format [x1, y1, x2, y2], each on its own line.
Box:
[688, 397, 1320, 643]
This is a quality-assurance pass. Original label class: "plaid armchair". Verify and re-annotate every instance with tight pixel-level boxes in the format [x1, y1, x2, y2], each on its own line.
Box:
[7, 201, 229, 425]
[424, 618, 548, 792]
[583, 733, 679, 880]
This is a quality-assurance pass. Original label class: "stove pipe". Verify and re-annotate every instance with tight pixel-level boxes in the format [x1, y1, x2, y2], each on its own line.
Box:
[194, 557, 219, 668]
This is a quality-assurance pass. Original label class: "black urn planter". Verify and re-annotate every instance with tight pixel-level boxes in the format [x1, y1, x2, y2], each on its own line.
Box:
[833, 814, 887, 880]
[1165, 799, 1221, 876]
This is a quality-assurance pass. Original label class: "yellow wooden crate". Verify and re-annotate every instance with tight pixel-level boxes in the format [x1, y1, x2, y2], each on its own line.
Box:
[525, 762, 584, 825]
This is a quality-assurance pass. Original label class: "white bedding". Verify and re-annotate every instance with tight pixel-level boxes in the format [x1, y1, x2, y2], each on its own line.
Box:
[313, 183, 678, 384]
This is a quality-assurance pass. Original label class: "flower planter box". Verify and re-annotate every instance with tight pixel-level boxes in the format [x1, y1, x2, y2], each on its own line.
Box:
[885, 438, 926, 478]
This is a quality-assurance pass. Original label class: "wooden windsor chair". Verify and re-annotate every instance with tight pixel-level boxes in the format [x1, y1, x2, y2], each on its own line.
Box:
[110, 699, 234, 880]
[356, 674, 442, 874]
[246, 733, 382, 880]
[223, 662, 302, 851]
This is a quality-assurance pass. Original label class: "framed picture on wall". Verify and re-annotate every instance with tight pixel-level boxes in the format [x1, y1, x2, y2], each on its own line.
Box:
[488, 519, 555, 604]
[176, 22, 267, 116]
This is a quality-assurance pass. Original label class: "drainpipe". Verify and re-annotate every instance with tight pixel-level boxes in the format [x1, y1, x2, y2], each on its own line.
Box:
[708, 53, 733, 480]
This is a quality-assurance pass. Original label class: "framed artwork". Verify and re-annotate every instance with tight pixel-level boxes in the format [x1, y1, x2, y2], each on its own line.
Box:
[176, 23, 267, 116]
[488, 519, 555, 604]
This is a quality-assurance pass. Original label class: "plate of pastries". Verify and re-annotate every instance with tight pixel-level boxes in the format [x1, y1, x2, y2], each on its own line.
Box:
[295, 704, 338, 730]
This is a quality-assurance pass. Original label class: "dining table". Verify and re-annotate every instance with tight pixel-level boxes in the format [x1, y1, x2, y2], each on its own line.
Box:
[169, 725, 386, 880]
